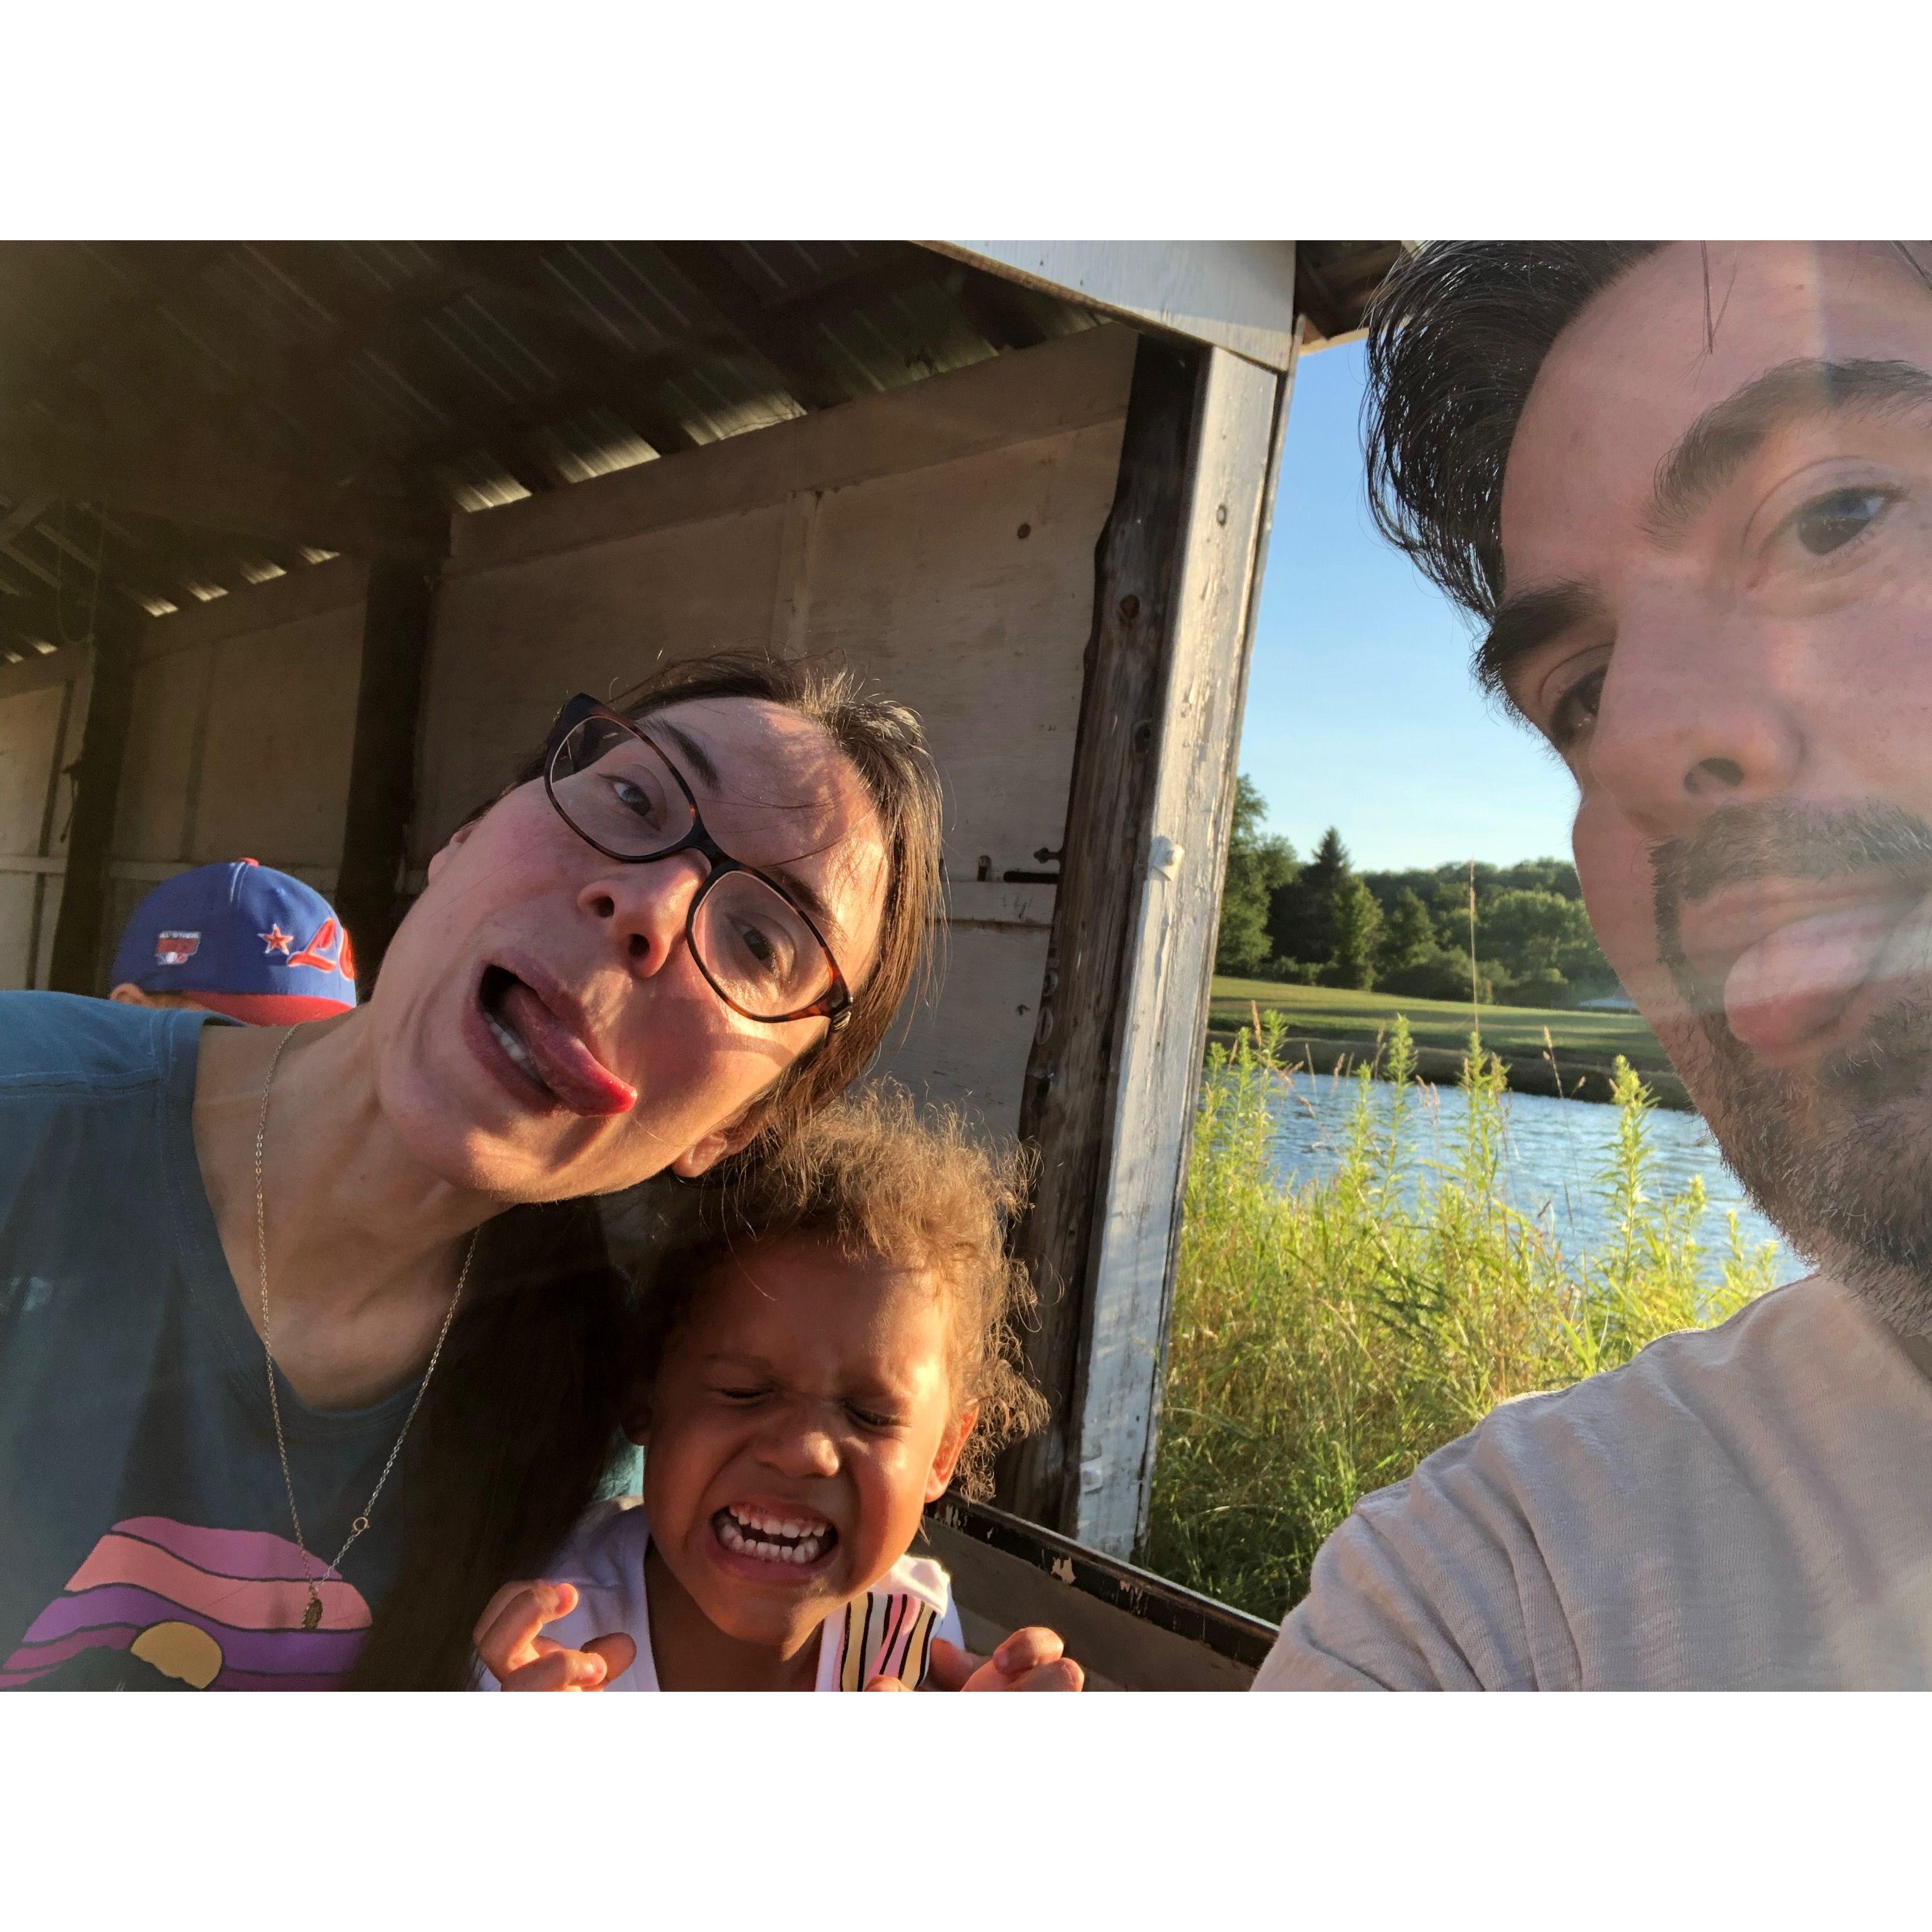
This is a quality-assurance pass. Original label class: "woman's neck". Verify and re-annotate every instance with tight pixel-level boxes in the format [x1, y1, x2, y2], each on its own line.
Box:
[643, 1543, 823, 1692]
[193, 1013, 500, 1410]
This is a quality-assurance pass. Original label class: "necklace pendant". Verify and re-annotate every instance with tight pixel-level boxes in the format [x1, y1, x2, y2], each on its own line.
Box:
[302, 1592, 324, 1632]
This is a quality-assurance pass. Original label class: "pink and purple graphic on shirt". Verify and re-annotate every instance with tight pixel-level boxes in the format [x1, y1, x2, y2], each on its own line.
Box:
[0, 1517, 373, 1691]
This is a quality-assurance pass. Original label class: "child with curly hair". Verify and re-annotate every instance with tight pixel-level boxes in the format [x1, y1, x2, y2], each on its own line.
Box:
[472, 1091, 1079, 1692]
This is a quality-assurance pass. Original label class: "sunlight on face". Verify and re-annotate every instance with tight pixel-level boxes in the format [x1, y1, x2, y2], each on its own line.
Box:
[639, 1237, 967, 1662]
[364, 697, 890, 1204]
[1496, 242, 1932, 1309]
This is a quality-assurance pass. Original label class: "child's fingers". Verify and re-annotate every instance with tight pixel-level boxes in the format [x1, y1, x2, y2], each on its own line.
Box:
[991, 1627, 1066, 1675]
[501, 1645, 611, 1693]
[999, 1655, 1086, 1692]
[922, 1637, 979, 1691]
[579, 1632, 637, 1688]
[863, 1674, 915, 1692]
[472, 1579, 580, 1679]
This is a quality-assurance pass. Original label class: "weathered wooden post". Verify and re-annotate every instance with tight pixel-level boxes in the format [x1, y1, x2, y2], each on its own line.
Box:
[997, 315, 1293, 1556]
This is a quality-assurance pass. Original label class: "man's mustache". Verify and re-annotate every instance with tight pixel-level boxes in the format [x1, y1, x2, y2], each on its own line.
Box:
[1652, 800, 1932, 975]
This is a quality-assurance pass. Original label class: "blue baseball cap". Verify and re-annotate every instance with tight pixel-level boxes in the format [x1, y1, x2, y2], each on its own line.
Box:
[111, 860, 358, 1024]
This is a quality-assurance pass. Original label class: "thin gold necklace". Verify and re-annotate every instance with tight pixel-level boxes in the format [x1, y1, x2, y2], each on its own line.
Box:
[253, 1025, 477, 1632]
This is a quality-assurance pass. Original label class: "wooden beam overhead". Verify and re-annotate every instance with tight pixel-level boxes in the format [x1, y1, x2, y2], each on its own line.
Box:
[0, 492, 54, 549]
[0, 242, 233, 408]
[943, 262, 1054, 353]
[654, 242, 850, 413]
[0, 411, 448, 560]
[421, 243, 706, 463]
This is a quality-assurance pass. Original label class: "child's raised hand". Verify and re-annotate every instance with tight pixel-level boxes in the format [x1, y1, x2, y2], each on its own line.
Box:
[472, 1579, 638, 1691]
[867, 1627, 1085, 1692]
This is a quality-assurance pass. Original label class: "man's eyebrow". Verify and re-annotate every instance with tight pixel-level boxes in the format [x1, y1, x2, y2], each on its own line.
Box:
[1643, 356, 1932, 546]
[1477, 581, 1605, 708]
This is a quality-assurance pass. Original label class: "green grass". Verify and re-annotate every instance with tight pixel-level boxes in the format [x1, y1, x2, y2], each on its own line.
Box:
[1143, 1011, 1782, 1622]
[1211, 974, 1670, 1071]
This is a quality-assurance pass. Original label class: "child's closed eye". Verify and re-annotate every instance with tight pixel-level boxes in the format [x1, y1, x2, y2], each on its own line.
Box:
[844, 1401, 903, 1431]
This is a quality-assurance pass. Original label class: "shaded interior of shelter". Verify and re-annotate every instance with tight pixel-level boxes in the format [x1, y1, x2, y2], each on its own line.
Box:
[0, 238, 1396, 643]
[0, 239, 1398, 1672]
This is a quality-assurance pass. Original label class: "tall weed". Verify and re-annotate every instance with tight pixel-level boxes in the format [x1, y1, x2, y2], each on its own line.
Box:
[1144, 1014, 1781, 1620]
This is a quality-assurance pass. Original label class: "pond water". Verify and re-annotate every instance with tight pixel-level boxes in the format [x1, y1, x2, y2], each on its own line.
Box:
[1261, 1072, 1803, 1287]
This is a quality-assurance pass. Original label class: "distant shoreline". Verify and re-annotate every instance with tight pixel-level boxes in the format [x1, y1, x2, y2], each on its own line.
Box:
[1202, 1027, 1695, 1112]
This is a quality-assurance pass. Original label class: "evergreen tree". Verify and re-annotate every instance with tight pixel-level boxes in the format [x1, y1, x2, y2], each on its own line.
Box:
[1268, 825, 1350, 968]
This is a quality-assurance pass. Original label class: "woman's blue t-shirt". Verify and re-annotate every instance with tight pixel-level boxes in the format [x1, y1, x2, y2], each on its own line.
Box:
[0, 992, 419, 1689]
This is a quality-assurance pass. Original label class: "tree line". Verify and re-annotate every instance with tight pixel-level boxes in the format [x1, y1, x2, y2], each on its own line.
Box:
[1214, 776, 1619, 1007]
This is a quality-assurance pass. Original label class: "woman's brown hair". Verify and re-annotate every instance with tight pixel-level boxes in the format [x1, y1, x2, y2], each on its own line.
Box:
[348, 649, 945, 1689]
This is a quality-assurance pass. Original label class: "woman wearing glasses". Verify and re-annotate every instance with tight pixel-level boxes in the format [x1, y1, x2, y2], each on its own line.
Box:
[0, 654, 1074, 1690]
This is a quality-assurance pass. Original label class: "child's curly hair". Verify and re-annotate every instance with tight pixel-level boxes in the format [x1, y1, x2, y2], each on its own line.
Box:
[633, 1087, 1049, 1498]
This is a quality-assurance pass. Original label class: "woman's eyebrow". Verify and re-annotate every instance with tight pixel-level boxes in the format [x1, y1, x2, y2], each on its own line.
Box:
[652, 718, 720, 788]
[765, 861, 844, 945]
[646, 718, 848, 947]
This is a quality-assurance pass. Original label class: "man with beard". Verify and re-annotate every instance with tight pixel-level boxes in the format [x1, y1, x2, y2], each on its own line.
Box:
[1254, 240, 1932, 1690]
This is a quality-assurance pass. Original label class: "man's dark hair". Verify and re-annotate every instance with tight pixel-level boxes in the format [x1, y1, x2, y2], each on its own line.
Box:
[1362, 242, 1664, 621]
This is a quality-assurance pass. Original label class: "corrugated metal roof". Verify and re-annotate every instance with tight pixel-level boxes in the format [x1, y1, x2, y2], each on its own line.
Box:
[0, 238, 1400, 659]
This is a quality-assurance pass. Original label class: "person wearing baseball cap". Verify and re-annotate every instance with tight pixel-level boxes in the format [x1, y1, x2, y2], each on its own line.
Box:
[108, 858, 357, 1024]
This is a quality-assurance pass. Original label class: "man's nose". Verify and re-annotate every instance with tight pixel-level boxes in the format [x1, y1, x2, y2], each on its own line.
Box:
[577, 852, 709, 977]
[1585, 601, 1804, 838]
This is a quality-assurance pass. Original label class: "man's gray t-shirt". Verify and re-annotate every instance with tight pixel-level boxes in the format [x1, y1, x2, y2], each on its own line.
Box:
[0, 992, 417, 1689]
[1255, 1273, 1932, 1689]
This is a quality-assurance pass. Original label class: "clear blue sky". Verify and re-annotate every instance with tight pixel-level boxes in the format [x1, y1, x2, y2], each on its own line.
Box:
[1237, 340, 1580, 872]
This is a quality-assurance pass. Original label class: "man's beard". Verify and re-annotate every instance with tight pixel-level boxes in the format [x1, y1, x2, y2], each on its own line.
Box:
[1653, 800, 1932, 1333]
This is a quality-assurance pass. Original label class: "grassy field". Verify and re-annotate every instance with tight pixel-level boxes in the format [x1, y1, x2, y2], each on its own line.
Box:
[1144, 1012, 1781, 1622]
[1209, 975, 1671, 1072]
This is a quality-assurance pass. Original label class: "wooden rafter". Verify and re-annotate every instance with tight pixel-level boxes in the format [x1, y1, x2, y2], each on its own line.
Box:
[654, 242, 849, 413]
[422, 242, 706, 465]
[942, 261, 1054, 353]
[0, 409, 447, 559]
[0, 242, 232, 410]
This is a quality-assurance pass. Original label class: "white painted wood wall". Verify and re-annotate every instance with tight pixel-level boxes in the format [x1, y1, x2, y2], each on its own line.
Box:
[414, 323, 1136, 1133]
[0, 327, 1136, 1146]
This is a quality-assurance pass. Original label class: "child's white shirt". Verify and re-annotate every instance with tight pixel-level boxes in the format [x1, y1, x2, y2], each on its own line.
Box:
[473, 1497, 963, 1692]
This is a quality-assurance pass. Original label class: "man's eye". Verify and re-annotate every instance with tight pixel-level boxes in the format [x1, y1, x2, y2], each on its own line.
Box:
[1548, 667, 1606, 748]
[1791, 486, 1893, 556]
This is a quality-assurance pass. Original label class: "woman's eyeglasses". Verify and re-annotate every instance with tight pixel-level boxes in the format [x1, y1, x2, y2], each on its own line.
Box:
[542, 694, 853, 1030]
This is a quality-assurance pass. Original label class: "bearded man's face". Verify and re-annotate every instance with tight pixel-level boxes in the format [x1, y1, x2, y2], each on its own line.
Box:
[1492, 241, 1932, 1326]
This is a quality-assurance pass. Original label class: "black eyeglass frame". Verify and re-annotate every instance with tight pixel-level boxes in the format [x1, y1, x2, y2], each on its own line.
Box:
[541, 692, 854, 1032]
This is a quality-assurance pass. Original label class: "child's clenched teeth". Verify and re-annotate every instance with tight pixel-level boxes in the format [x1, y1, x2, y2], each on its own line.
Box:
[713, 1503, 838, 1568]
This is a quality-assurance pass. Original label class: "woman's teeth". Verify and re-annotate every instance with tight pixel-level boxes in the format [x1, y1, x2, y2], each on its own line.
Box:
[716, 1505, 833, 1567]
[484, 1004, 554, 1096]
